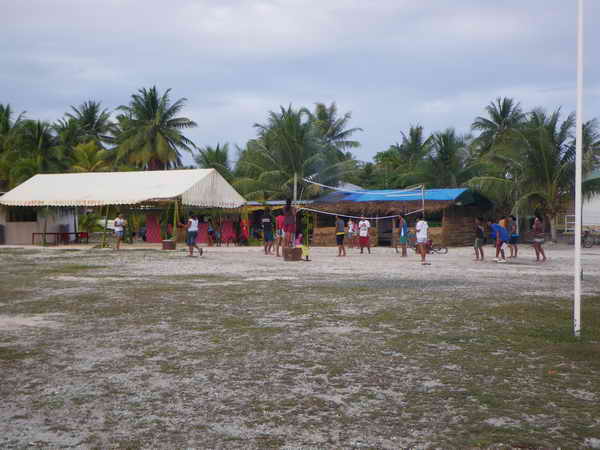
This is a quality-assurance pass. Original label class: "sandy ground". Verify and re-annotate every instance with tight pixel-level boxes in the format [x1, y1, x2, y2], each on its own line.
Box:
[1, 243, 599, 448]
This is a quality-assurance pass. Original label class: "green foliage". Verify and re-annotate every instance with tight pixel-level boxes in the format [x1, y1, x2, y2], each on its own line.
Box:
[194, 143, 233, 181]
[115, 86, 197, 170]
[78, 212, 102, 233]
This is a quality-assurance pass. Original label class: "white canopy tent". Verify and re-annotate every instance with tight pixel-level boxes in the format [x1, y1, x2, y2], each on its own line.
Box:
[0, 169, 246, 208]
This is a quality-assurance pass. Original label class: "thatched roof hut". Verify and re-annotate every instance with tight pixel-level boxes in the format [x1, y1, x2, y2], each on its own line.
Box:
[310, 187, 492, 215]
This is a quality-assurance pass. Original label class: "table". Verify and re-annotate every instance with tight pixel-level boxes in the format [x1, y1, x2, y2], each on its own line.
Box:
[32, 232, 90, 245]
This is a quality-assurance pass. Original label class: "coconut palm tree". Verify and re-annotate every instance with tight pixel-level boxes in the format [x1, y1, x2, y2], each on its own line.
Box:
[115, 86, 197, 170]
[234, 106, 354, 200]
[71, 141, 111, 172]
[194, 143, 233, 181]
[373, 125, 433, 187]
[472, 97, 526, 154]
[469, 108, 600, 241]
[66, 100, 116, 146]
[304, 102, 362, 157]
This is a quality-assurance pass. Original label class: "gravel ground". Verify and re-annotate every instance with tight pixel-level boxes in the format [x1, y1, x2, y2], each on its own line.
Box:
[0, 243, 599, 448]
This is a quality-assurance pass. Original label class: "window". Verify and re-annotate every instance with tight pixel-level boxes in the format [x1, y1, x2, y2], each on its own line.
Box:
[7, 207, 37, 222]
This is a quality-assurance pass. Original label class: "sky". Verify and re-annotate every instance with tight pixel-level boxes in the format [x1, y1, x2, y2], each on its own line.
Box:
[1, 0, 598, 164]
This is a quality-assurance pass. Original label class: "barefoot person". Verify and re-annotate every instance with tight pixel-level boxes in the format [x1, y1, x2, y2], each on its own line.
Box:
[185, 214, 202, 257]
[335, 215, 346, 257]
[262, 208, 274, 255]
[532, 215, 547, 262]
[275, 213, 285, 257]
[114, 213, 127, 250]
[347, 218, 356, 249]
[488, 218, 508, 263]
[474, 217, 485, 261]
[397, 215, 408, 257]
[283, 199, 297, 248]
[508, 215, 519, 258]
[415, 214, 430, 265]
[358, 216, 371, 254]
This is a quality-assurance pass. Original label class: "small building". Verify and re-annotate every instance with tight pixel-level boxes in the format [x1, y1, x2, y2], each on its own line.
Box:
[0, 169, 245, 245]
[309, 187, 493, 247]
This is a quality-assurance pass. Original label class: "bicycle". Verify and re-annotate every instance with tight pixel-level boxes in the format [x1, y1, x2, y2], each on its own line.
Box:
[583, 230, 600, 248]
[407, 234, 448, 254]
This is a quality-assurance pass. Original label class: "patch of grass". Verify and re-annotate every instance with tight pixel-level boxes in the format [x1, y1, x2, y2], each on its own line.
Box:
[0, 346, 42, 361]
[41, 264, 107, 276]
[222, 317, 256, 329]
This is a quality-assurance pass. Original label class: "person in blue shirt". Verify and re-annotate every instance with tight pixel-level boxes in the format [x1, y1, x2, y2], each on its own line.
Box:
[487, 218, 508, 263]
[395, 215, 409, 257]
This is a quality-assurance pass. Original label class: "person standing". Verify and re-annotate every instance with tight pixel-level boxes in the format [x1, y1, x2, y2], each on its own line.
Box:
[185, 214, 202, 257]
[473, 217, 485, 261]
[508, 215, 519, 258]
[532, 216, 547, 262]
[262, 208, 274, 255]
[347, 218, 356, 249]
[275, 213, 285, 257]
[358, 216, 371, 254]
[335, 215, 346, 257]
[415, 214, 430, 265]
[283, 199, 296, 248]
[114, 213, 127, 251]
[488, 218, 508, 263]
[397, 215, 408, 257]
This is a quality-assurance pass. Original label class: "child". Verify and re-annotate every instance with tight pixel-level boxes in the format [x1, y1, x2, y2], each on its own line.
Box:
[488, 218, 508, 263]
[474, 217, 485, 261]
[335, 215, 346, 257]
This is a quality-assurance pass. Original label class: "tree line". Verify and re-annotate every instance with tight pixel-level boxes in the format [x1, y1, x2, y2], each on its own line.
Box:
[1, 88, 599, 238]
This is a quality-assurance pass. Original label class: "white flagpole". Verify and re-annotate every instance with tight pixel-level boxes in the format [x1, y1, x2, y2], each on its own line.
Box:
[574, 0, 584, 337]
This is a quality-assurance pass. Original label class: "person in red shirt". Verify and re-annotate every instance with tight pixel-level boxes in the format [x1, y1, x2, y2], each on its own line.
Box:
[275, 213, 285, 257]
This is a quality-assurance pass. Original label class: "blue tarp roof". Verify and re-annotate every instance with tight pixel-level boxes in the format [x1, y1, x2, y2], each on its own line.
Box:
[315, 188, 472, 204]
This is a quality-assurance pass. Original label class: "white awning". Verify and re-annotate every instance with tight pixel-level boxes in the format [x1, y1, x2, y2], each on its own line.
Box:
[0, 169, 246, 208]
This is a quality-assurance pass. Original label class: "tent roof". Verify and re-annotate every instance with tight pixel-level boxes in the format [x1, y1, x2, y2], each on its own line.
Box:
[0, 169, 246, 208]
[315, 187, 471, 204]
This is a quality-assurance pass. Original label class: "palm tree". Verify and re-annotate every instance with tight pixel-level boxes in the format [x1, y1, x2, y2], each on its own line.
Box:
[71, 141, 111, 172]
[115, 86, 197, 170]
[472, 97, 526, 154]
[19, 120, 62, 173]
[0, 104, 26, 188]
[373, 125, 433, 187]
[305, 102, 362, 157]
[66, 100, 116, 146]
[194, 143, 233, 181]
[470, 108, 600, 241]
[234, 106, 354, 200]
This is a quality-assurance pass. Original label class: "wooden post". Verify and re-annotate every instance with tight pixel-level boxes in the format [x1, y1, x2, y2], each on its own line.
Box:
[101, 205, 110, 248]
[173, 198, 179, 248]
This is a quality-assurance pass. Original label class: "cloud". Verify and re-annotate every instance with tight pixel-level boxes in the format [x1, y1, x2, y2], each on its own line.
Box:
[1, 0, 598, 164]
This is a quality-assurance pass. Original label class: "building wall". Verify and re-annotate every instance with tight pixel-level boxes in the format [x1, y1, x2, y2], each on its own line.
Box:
[0, 206, 76, 245]
[440, 205, 488, 246]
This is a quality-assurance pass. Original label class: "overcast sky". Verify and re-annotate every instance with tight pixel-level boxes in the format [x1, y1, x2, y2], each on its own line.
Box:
[1, 0, 598, 163]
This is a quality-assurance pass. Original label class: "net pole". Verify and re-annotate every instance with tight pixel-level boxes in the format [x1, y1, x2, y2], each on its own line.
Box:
[574, 0, 584, 337]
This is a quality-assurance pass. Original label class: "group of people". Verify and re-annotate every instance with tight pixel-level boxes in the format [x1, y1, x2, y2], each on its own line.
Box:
[477, 215, 547, 263]
[334, 214, 432, 265]
[260, 200, 302, 257]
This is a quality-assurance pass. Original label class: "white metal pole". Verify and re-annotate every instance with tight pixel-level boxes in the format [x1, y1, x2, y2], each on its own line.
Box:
[574, 0, 584, 337]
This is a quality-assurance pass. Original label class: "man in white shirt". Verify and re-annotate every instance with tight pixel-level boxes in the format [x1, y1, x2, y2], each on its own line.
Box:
[185, 214, 202, 257]
[415, 214, 430, 265]
[358, 216, 371, 254]
[113, 214, 126, 251]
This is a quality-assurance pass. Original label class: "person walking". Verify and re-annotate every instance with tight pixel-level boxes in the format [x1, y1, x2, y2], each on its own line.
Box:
[114, 213, 127, 251]
[532, 215, 547, 263]
[415, 214, 430, 265]
[262, 208, 274, 255]
[335, 215, 346, 257]
[473, 217, 485, 261]
[358, 216, 371, 254]
[185, 214, 202, 257]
